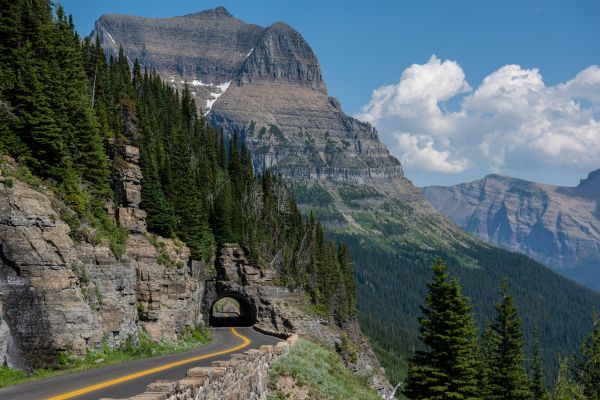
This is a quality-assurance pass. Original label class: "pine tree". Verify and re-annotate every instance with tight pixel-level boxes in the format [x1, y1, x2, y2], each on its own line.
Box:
[478, 326, 495, 399]
[530, 329, 550, 400]
[488, 283, 532, 400]
[51, 6, 110, 194]
[404, 257, 481, 400]
[580, 310, 600, 400]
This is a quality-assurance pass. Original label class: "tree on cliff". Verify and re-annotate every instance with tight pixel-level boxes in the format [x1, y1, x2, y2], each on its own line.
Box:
[404, 257, 480, 400]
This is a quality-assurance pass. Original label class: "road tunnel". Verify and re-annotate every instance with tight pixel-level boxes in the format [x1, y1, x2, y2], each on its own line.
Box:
[208, 292, 255, 327]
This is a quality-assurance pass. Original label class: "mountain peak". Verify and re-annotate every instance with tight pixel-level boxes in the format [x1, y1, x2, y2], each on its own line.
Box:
[578, 169, 600, 188]
[267, 21, 295, 32]
[237, 20, 327, 92]
[183, 6, 233, 19]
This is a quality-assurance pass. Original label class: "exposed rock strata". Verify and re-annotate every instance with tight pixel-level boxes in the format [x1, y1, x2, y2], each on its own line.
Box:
[424, 172, 600, 290]
[95, 7, 472, 255]
[0, 149, 204, 367]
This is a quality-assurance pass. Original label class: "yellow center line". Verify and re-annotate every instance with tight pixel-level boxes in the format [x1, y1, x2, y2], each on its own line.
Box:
[46, 327, 251, 400]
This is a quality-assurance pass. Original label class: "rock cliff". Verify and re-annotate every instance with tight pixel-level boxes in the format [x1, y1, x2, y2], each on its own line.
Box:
[424, 171, 600, 290]
[204, 243, 391, 394]
[0, 148, 205, 368]
[94, 6, 470, 256]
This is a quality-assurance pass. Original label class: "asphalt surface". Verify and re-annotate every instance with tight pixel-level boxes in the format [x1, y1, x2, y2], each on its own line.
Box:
[0, 327, 281, 400]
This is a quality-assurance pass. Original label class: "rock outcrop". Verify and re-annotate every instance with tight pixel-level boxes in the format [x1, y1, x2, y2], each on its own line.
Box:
[424, 171, 600, 290]
[203, 243, 391, 395]
[0, 148, 205, 367]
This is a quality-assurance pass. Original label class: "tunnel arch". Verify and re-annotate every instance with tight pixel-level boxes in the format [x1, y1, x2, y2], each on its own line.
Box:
[208, 292, 256, 327]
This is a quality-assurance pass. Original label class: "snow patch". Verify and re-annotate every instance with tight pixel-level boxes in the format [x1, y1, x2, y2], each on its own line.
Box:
[245, 48, 254, 58]
[204, 81, 232, 116]
[105, 30, 117, 46]
[191, 79, 211, 87]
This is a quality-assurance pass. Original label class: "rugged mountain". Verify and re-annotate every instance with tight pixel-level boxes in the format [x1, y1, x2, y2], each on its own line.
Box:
[424, 171, 600, 290]
[95, 6, 472, 257]
[95, 7, 600, 382]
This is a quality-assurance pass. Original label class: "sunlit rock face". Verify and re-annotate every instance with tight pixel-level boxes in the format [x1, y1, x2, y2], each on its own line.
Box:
[95, 7, 472, 254]
[95, 7, 401, 182]
[424, 171, 600, 290]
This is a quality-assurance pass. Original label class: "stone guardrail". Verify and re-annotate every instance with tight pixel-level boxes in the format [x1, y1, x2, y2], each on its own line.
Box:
[102, 334, 299, 400]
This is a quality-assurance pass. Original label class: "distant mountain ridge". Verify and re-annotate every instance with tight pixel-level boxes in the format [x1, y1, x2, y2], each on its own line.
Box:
[424, 170, 600, 290]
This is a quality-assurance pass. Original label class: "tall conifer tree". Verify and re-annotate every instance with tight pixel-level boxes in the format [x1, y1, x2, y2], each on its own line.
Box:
[530, 329, 549, 400]
[404, 257, 481, 400]
[580, 310, 600, 400]
[488, 284, 532, 400]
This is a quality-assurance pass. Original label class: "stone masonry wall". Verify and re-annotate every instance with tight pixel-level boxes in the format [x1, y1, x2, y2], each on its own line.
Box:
[102, 334, 299, 400]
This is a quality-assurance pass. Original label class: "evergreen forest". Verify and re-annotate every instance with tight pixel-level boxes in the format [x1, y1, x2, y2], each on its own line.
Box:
[403, 258, 600, 400]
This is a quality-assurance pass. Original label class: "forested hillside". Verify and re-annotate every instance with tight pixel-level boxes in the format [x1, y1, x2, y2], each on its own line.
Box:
[0, 0, 356, 324]
[333, 231, 600, 384]
[403, 258, 600, 400]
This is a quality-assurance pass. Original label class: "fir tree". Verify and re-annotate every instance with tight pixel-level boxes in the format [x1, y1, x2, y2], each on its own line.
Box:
[530, 329, 550, 400]
[488, 283, 532, 400]
[580, 310, 600, 400]
[404, 257, 481, 400]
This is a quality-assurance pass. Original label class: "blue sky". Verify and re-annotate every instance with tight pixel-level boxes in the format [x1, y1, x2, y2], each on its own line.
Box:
[62, 0, 600, 187]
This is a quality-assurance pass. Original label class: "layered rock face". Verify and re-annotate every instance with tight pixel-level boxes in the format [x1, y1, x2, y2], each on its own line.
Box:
[424, 171, 600, 289]
[0, 148, 205, 367]
[95, 7, 469, 254]
[96, 7, 400, 181]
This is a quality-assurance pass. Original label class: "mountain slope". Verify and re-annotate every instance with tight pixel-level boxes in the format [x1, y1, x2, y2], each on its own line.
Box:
[95, 7, 600, 382]
[424, 171, 600, 290]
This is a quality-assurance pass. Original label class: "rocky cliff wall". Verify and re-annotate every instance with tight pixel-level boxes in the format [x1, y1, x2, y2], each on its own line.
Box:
[208, 244, 392, 395]
[101, 334, 298, 400]
[0, 146, 205, 368]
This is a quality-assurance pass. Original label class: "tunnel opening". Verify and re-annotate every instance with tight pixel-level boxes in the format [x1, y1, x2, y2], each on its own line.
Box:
[209, 294, 254, 327]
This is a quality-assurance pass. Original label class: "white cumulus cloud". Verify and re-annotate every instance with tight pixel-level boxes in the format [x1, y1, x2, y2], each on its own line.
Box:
[357, 57, 600, 176]
[394, 133, 471, 173]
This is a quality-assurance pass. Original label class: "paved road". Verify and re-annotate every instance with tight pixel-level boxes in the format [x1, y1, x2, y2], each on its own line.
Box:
[0, 327, 281, 400]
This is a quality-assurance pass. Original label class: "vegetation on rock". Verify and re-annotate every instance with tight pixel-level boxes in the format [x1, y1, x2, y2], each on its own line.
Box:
[268, 339, 381, 400]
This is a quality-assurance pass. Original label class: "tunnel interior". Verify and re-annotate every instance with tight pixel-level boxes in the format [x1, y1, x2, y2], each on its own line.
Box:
[209, 294, 255, 327]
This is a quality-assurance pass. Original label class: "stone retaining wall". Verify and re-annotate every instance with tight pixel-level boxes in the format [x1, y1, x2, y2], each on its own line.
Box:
[102, 334, 298, 400]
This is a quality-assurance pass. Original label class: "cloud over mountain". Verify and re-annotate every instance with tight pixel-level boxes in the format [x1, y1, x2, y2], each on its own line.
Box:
[357, 57, 600, 176]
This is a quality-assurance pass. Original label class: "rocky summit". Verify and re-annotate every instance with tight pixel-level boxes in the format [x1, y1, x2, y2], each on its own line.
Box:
[95, 6, 469, 252]
[424, 171, 600, 290]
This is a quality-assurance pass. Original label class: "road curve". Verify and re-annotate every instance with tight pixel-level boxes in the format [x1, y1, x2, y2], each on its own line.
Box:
[0, 327, 281, 400]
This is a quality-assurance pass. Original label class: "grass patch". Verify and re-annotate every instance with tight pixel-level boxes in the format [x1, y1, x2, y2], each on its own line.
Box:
[290, 183, 334, 206]
[144, 232, 184, 269]
[268, 339, 381, 400]
[0, 325, 211, 389]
